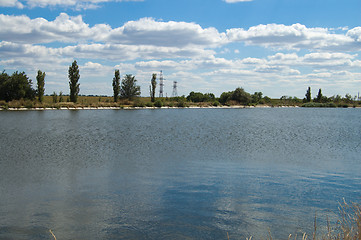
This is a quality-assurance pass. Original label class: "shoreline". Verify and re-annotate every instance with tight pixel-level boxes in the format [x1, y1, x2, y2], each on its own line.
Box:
[7, 105, 361, 111]
[0, 105, 292, 111]
[2, 105, 360, 111]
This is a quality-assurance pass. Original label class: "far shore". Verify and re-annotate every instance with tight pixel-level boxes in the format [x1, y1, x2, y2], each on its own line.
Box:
[0, 104, 291, 111]
[1, 95, 360, 111]
[3, 105, 361, 111]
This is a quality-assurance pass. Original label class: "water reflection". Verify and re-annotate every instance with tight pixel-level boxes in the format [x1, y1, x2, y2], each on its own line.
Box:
[0, 108, 360, 239]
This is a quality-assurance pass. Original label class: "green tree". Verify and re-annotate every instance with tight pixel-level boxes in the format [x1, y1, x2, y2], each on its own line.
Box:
[332, 95, 342, 103]
[219, 91, 232, 104]
[52, 91, 58, 103]
[0, 71, 35, 101]
[251, 92, 263, 104]
[36, 70, 45, 102]
[187, 92, 204, 102]
[112, 69, 120, 102]
[231, 87, 251, 105]
[204, 93, 215, 102]
[68, 60, 80, 103]
[59, 91, 63, 102]
[0, 71, 10, 100]
[120, 74, 141, 99]
[315, 88, 322, 102]
[305, 87, 311, 102]
[344, 93, 353, 103]
[150, 73, 157, 102]
[263, 96, 271, 103]
[186, 92, 215, 102]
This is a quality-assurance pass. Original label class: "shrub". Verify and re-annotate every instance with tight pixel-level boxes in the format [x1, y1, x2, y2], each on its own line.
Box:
[213, 101, 220, 107]
[177, 101, 187, 108]
[302, 102, 337, 108]
[145, 102, 154, 107]
[24, 100, 34, 109]
[132, 100, 145, 107]
[154, 100, 163, 108]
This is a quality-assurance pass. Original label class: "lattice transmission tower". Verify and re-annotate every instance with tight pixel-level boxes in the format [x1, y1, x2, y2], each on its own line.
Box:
[159, 70, 164, 98]
[172, 81, 178, 97]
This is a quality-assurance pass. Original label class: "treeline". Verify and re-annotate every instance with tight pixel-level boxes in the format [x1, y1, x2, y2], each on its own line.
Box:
[1, 60, 360, 109]
[0, 71, 37, 102]
[0, 60, 141, 103]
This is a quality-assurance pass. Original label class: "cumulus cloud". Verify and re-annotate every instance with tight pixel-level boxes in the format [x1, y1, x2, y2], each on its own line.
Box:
[346, 27, 361, 42]
[1, 12, 361, 97]
[1, 13, 360, 52]
[0, 14, 226, 48]
[0, 0, 24, 8]
[0, 40, 215, 65]
[104, 17, 227, 47]
[0, 13, 110, 44]
[226, 23, 360, 51]
[1, 0, 143, 9]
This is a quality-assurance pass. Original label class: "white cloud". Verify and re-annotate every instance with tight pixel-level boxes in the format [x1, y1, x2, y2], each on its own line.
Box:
[0, 13, 111, 44]
[0, 13, 360, 97]
[227, 23, 358, 51]
[0, 14, 226, 48]
[106, 17, 227, 47]
[1, 13, 360, 53]
[0, 0, 24, 8]
[1, 0, 143, 9]
[346, 27, 361, 42]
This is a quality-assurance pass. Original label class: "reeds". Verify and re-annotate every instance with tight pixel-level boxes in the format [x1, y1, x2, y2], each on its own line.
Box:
[241, 201, 360, 240]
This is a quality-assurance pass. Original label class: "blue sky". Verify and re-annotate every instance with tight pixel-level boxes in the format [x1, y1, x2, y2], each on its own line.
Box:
[1, 0, 361, 98]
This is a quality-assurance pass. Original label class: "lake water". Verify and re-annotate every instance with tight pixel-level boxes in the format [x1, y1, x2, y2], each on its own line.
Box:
[0, 108, 360, 239]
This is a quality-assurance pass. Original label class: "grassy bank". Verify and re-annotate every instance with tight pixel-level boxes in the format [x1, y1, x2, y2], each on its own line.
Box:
[0, 96, 360, 110]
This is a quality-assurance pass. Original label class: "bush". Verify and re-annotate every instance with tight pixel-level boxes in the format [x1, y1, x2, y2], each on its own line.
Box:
[302, 102, 337, 108]
[132, 100, 145, 107]
[213, 101, 220, 107]
[177, 101, 187, 108]
[145, 102, 154, 107]
[154, 100, 163, 108]
[0, 100, 8, 110]
[24, 100, 34, 109]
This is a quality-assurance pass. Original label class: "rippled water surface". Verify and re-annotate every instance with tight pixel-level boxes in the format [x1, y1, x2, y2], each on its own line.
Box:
[0, 108, 360, 239]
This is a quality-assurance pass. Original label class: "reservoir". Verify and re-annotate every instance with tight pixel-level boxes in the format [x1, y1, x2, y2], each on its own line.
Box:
[0, 108, 360, 239]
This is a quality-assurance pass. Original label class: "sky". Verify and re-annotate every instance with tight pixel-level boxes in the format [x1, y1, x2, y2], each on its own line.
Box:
[1, 0, 361, 98]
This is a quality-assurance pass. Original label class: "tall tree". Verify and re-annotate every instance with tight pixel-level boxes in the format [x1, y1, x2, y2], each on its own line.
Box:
[112, 69, 120, 102]
[52, 91, 58, 103]
[305, 86, 311, 102]
[316, 88, 322, 102]
[59, 91, 63, 102]
[120, 74, 141, 99]
[150, 73, 157, 102]
[36, 70, 45, 103]
[68, 60, 80, 103]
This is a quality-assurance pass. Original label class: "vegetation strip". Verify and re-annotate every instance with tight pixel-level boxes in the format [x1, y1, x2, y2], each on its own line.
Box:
[1, 61, 360, 109]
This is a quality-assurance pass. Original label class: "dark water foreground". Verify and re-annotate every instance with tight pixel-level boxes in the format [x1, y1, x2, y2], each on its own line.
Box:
[0, 108, 360, 239]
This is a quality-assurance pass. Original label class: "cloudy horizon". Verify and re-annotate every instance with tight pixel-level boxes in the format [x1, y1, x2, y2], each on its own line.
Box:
[1, 0, 361, 98]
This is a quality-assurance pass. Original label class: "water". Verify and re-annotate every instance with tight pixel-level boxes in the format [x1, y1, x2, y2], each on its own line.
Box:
[0, 108, 360, 239]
